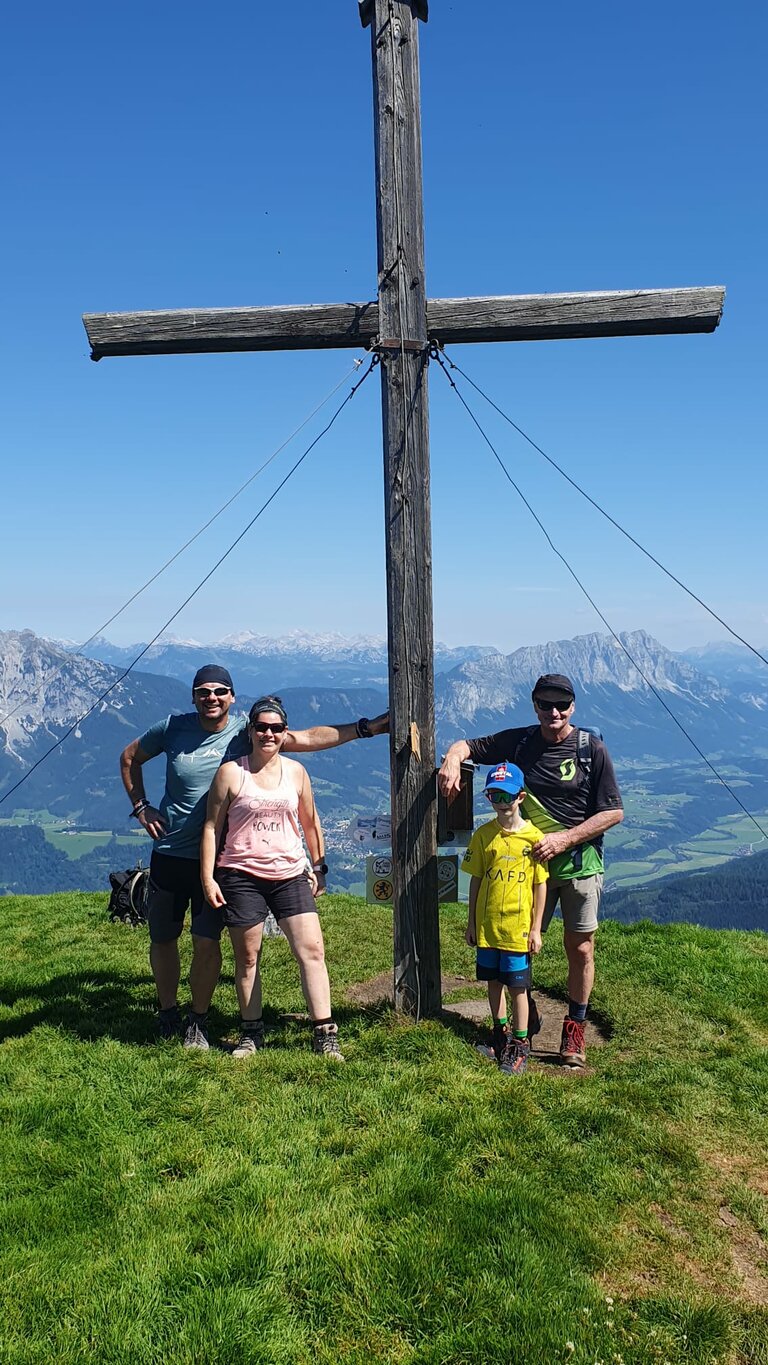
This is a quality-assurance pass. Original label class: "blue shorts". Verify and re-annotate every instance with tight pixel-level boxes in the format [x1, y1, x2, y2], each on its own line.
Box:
[476, 948, 531, 989]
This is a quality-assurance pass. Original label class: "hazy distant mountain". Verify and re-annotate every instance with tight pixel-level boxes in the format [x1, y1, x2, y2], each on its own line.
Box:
[678, 641, 768, 702]
[4, 627, 768, 903]
[79, 631, 499, 691]
[435, 629, 768, 759]
[0, 629, 388, 829]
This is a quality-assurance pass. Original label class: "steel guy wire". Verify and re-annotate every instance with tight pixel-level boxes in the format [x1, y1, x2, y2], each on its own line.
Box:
[433, 348, 768, 842]
[0, 359, 365, 730]
[435, 344, 768, 671]
[0, 357, 377, 806]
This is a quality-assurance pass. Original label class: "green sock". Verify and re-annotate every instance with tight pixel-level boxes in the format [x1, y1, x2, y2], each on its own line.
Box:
[514, 1029, 527, 1041]
[496, 1015, 508, 1028]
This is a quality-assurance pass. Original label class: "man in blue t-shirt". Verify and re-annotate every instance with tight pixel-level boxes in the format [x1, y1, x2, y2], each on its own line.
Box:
[120, 664, 385, 1048]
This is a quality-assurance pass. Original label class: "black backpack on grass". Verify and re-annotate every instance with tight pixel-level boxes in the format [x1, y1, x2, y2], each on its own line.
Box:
[107, 863, 149, 927]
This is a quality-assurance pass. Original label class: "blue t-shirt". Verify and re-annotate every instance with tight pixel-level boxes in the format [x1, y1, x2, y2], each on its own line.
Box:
[139, 712, 250, 859]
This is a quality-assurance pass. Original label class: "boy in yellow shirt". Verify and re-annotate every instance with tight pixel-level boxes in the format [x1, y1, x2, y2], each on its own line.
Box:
[463, 761, 548, 1075]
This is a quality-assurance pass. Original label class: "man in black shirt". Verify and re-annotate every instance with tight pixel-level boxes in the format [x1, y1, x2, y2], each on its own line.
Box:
[438, 673, 623, 1067]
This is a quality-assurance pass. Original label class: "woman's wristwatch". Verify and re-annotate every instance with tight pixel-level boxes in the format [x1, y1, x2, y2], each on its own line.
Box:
[356, 717, 373, 739]
[130, 798, 151, 820]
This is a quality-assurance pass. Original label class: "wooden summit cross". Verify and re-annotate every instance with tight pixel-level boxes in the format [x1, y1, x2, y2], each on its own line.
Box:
[83, 1, 724, 1019]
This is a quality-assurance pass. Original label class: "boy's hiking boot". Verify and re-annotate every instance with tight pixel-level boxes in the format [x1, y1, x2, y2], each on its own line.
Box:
[183, 1015, 210, 1051]
[312, 1023, 344, 1062]
[559, 1016, 586, 1069]
[232, 1021, 264, 1058]
[492, 1021, 508, 1062]
[157, 1005, 182, 1041]
[526, 991, 542, 1046]
[499, 1036, 530, 1077]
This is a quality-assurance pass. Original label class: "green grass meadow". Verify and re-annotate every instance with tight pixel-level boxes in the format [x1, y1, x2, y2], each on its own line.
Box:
[0, 894, 766, 1364]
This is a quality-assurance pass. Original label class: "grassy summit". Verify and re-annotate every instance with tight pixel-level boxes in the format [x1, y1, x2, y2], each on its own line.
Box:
[0, 894, 766, 1364]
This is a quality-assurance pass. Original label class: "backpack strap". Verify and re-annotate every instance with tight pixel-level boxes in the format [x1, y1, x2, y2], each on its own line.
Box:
[576, 728, 592, 781]
[512, 726, 540, 771]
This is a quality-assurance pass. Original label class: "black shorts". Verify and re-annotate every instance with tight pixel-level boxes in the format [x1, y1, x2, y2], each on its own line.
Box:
[215, 868, 316, 929]
[147, 852, 223, 944]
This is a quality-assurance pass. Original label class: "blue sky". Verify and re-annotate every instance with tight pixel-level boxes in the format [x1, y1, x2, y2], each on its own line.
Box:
[2, 1, 766, 655]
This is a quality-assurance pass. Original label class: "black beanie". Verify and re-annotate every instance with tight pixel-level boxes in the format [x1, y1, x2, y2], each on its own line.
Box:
[192, 665, 234, 692]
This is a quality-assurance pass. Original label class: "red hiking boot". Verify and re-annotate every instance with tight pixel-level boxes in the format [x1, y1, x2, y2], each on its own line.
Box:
[560, 1016, 586, 1068]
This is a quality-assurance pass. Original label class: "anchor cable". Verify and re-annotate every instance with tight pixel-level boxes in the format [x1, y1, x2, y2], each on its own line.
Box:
[0, 357, 377, 806]
[435, 345, 768, 672]
[433, 347, 768, 841]
[0, 359, 365, 729]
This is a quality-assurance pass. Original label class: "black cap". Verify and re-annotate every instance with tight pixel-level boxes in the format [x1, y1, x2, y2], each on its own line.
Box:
[192, 664, 234, 692]
[532, 673, 575, 700]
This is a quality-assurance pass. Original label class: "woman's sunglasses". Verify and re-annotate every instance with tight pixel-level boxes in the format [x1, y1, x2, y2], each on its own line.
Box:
[250, 721, 287, 734]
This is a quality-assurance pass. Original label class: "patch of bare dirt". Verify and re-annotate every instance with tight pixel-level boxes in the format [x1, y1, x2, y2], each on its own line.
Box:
[344, 974, 608, 1069]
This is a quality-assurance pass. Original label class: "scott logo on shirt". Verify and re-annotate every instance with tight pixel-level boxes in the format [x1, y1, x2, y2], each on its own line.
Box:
[559, 759, 576, 781]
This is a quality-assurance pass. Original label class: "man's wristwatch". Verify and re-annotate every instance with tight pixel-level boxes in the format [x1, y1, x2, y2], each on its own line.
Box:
[312, 860, 329, 875]
[356, 717, 373, 739]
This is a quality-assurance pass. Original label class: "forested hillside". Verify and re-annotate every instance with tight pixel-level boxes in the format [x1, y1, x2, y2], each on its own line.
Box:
[606, 847, 768, 930]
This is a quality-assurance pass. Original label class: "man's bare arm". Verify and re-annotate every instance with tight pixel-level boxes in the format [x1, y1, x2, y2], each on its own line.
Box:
[119, 739, 167, 840]
[532, 809, 624, 862]
[283, 711, 389, 754]
[438, 741, 472, 799]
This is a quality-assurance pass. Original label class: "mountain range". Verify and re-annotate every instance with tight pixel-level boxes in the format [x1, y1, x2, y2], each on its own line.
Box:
[2, 626, 768, 911]
[74, 631, 498, 691]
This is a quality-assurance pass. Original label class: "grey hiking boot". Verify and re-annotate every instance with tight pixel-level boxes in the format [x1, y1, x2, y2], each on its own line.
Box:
[157, 1005, 182, 1041]
[232, 1021, 265, 1058]
[492, 1021, 508, 1062]
[183, 1015, 210, 1051]
[499, 1035, 530, 1077]
[311, 1023, 344, 1061]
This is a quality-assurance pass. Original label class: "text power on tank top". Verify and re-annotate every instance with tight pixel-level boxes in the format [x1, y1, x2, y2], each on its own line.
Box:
[218, 758, 305, 880]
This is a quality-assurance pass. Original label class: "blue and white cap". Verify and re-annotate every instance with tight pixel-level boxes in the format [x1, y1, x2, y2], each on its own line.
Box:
[484, 761, 525, 795]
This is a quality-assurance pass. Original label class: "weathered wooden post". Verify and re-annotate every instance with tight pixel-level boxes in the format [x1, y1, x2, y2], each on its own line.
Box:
[364, 0, 440, 1016]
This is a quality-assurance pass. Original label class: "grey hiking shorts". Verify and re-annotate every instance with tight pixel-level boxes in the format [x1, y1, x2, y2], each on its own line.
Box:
[541, 873, 603, 935]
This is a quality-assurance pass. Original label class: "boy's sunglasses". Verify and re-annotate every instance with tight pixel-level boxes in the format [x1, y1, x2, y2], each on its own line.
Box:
[250, 721, 287, 734]
[486, 789, 516, 805]
[194, 686, 230, 699]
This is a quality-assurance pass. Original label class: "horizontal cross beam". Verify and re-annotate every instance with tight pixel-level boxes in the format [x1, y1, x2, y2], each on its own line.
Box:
[83, 286, 725, 360]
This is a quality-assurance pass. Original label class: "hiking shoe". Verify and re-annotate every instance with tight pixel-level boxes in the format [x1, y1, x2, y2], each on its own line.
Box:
[157, 1005, 182, 1040]
[232, 1023, 264, 1058]
[560, 1016, 586, 1068]
[526, 990, 542, 1045]
[311, 1023, 344, 1062]
[183, 1017, 210, 1051]
[492, 1021, 508, 1062]
[499, 1036, 530, 1077]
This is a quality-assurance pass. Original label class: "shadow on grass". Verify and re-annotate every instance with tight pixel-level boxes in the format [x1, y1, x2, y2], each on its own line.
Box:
[0, 972, 385, 1050]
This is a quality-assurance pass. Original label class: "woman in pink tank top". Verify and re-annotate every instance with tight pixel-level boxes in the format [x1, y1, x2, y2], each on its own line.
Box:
[201, 696, 342, 1060]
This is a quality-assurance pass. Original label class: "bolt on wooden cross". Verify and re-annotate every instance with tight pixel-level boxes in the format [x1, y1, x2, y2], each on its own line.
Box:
[83, 0, 724, 1019]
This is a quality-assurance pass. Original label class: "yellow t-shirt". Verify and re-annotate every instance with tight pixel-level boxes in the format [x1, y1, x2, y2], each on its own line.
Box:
[461, 818, 548, 952]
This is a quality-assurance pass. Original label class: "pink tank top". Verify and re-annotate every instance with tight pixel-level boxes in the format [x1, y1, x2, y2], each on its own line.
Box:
[217, 757, 306, 880]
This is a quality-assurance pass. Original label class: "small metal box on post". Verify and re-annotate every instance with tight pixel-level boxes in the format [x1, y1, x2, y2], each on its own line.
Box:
[437, 762, 475, 846]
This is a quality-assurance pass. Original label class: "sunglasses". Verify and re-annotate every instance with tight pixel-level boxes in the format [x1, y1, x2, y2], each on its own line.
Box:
[194, 686, 231, 699]
[250, 721, 287, 734]
[534, 697, 572, 712]
[486, 789, 517, 805]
